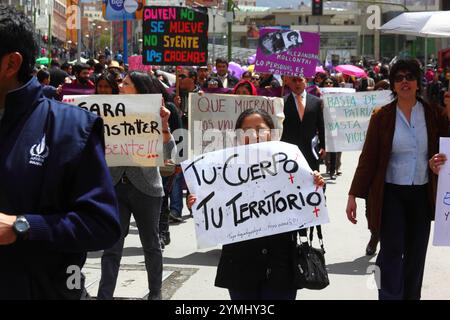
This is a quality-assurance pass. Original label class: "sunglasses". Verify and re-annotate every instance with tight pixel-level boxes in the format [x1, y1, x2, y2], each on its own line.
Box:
[178, 74, 187, 79]
[324, 81, 333, 85]
[394, 73, 417, 83]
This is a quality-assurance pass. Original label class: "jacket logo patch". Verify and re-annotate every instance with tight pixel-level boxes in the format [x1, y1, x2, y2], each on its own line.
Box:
[29, 135, 49, 166]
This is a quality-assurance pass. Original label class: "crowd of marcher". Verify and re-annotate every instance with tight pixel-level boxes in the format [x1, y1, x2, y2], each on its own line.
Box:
[2, 4, 450, 301]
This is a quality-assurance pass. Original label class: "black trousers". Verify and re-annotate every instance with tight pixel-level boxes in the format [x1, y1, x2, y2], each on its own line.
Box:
[97, 183, 163, 300]
[376, 183, 431, 300]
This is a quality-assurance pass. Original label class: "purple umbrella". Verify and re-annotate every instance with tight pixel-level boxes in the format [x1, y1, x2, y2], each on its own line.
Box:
[335, 65, 367, 78]
[228, 62, 244, 79]
[247, 54, 256, 65]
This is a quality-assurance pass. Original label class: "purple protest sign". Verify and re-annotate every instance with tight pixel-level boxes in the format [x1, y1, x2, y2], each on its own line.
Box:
[255, 28, 320, 78]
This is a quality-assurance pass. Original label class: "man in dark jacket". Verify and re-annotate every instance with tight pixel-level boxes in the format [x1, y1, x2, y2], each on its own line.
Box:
[211, 58, 239, 89]
[48, 58, 69, 88]
[0, 5, 121, 299]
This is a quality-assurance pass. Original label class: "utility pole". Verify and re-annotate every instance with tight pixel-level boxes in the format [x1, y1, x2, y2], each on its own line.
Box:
[47, 7, 52, 60]
[212, 6, 216, 64]
[110, 21, 113, 56]
[227, 0, 233, 61]
[77, 2, 83, 63]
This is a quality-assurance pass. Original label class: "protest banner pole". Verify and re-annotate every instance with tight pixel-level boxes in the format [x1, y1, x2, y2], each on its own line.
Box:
[123, 20, 128, 65]
[176, 67, 180, 98]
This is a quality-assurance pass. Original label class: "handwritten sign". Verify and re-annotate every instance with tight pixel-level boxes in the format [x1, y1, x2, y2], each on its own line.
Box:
[434, 138, 450, 246]
[255, 28, 320, 78]
[128, 55, 153, 72]
[182, 141, 330, 249]
[142, 6, 209, 66]
[63, 94, 163, 167]
[188, 93, 285, 155]
[323, 90, 393, 152]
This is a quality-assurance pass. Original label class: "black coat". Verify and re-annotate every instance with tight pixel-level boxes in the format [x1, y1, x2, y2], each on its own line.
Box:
[48, 67, 69, 88]
[281, 93, 325, 171]
[214, 232, 297, 291]
[211, 73, 239, 89]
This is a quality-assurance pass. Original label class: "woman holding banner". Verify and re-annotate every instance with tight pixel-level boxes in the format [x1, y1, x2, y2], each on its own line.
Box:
[95, 71, 119, 95]
[187, 108, 325, 300]
[232, 80, 258, 96]
[97, 71, 175, 301]
[346, 59, 450, 300]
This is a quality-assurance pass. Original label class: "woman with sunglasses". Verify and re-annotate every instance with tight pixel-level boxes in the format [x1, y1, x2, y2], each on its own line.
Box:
[346, 59, 450, 300]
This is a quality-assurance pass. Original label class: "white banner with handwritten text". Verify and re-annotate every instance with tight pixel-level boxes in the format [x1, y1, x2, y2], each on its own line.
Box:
[181, 141, 329, 249]
[323, 90, 393, 152]
[188, 93, 285, 156]
[434, 138, 450, 246]
[63, 94, 163, 167]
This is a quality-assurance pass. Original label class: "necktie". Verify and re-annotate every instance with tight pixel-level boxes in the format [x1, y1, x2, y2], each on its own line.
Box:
[296, 94, 305, 121]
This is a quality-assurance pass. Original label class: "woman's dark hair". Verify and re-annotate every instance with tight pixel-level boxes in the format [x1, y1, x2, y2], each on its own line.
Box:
[320, 77, 338, 88]
[241, 71, 252, 79]
[95, 71, 119, 94]
[389, 59, 422, 98]
[374, 79, 390, 91]
[235, 108, 275, 130]
[0, 5, 38, 83]
[127, 71, 169, 98]
[203, 77, 223, 88]
[287, 31, 298, 42]
[36, 69, 50, 83]
[94, 63, 105, 74]
[359, 78, 369, 92]
[61, 62, 72, 73]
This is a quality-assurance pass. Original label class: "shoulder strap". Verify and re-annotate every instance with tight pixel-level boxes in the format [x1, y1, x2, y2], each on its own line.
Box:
[308, 226, 325, 251]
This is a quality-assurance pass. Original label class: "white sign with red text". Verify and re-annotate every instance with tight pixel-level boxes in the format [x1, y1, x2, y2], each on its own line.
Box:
[182, 141, 329, 249]
[63, 94, 163, 167]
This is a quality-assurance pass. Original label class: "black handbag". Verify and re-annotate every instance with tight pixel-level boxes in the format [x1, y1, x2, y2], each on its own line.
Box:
[292, 226, 330, 290]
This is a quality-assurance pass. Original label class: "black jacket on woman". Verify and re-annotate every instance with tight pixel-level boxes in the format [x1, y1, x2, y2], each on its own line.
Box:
[214, 232, 297, 291]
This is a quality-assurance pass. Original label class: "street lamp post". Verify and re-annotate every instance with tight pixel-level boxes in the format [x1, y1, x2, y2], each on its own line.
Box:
[92, 23, 96, 58]
[212, 7, 217, 64]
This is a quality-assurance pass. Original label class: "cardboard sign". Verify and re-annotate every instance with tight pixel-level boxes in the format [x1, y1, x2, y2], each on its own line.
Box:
[142, 6, 209, 66]
[255, 28, 320, 78]
[182, 141, 329, 249]
[188, 93, 285, 155]
[434, 137, 450, 246]
[63, 95, 164, 167]
[323, 90, 393, 152]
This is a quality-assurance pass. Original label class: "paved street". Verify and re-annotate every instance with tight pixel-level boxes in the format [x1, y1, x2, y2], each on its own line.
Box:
[83, 151, 450, 300]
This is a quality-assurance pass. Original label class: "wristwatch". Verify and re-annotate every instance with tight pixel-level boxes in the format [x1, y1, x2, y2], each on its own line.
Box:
[13, 215, 30, 240]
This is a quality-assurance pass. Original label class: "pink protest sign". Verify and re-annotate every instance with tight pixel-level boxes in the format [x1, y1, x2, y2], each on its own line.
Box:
[255, 28, 320, 78]
[128, 55, 153, 72]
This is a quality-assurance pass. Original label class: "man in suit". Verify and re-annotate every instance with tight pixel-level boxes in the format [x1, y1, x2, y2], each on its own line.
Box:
[281, 75, 326, 171]
[212, 58, 239, 89]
